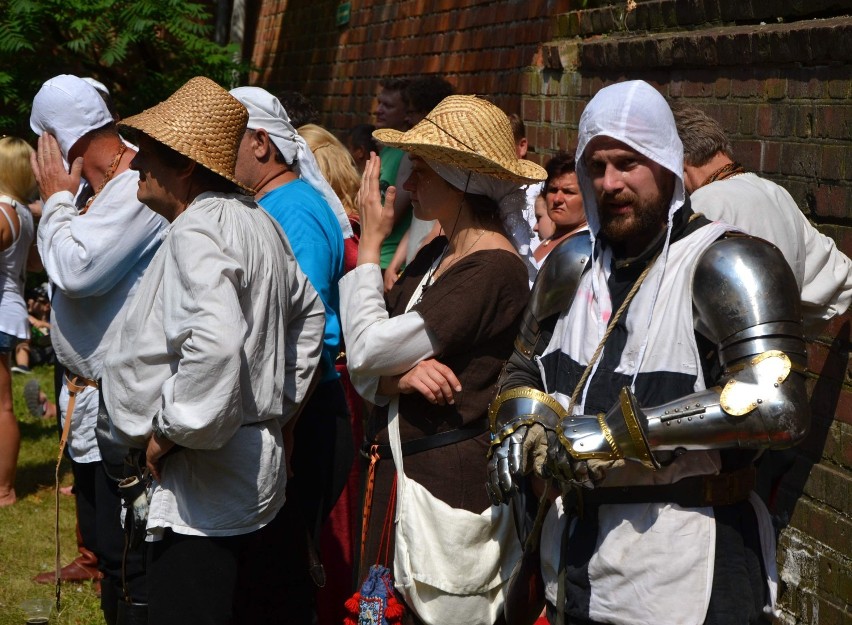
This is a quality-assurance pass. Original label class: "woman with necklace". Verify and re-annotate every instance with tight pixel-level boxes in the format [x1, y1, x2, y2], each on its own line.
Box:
[339, 96, 545, 624]
[532, 151, 587, 266]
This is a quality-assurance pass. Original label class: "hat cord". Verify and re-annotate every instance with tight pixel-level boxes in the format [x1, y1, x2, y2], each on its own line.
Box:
[417, 171, 473, 300]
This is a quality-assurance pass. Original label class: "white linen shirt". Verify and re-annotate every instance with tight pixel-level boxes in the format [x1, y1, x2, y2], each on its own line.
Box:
[37, 168, 167, 462]
[103, 192, 324, 538]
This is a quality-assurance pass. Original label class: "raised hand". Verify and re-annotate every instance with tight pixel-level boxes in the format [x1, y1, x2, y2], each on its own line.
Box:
[31, 133, 82, 201]
[356, 151, 397, 265]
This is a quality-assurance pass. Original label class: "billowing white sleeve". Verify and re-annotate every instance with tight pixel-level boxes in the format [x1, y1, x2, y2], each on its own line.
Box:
[339, 263, 438, 403]
[154, 223, 248, 450]
[800, 218, 852, 328]
[37, 179, 164, 298]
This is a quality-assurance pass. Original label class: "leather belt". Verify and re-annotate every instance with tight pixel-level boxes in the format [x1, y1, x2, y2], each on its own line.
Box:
[360, 418, 489, 459]
[64, 371, 99, 393]
[579, 466, 756, 508]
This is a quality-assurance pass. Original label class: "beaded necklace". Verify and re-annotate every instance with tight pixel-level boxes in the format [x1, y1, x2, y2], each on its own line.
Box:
[83, 143, 127, 213]
[699, 161, 745, 190]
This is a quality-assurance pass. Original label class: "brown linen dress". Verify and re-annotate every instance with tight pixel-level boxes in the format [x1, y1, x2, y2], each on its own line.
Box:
[358, 236, 529, 590]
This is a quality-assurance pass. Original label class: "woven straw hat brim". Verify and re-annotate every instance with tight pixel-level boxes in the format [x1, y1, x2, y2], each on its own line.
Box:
[375, 129, 545, 184]
[372, 95, 546, 184]
[119, 77, 254, 194]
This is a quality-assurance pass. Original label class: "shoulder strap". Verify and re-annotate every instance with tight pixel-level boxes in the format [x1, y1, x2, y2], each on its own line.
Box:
[0, 196, 21, 242]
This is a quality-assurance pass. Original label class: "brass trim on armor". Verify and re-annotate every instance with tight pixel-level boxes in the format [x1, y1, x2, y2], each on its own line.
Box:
[720, 350, 791, 417]
[619, 388, 658, 469]
[487, 387, 569, 457]
[488, 386, 568, 430]
[597, 412, 622, 458]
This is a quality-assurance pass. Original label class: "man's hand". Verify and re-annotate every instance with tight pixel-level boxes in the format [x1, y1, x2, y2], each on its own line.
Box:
[397, 358, 461, 405]
[31, 133, 82, 201]
[487, 424, 572, 505]
[145, 432, 176, 483]
[487, 427, 526, 505]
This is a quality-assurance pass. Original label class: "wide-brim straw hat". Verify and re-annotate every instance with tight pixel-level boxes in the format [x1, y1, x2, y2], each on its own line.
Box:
[119, 76, 253, 194]
[373, 95, 546, 184]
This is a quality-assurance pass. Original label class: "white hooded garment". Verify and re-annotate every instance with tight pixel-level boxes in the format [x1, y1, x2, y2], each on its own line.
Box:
[538, 81, 778, 625]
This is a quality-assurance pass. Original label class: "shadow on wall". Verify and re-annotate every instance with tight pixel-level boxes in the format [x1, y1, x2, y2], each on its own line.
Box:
[755, 319, 850, 532]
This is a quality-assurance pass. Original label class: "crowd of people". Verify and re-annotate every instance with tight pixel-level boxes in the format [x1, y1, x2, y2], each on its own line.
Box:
[0, 71, 850, 625]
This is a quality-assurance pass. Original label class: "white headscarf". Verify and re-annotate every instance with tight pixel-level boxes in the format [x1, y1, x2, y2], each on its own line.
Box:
[573, 80, 686, 401]
[30, 75, 112, 161]
[425, 159, 536, 279]
[230, 87, 353, 238]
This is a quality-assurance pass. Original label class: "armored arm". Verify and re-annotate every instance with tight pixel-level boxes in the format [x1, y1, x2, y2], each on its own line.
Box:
[497, 233, 592, 393]
[549, 235, 810, 470]
[487, 234, 591, 503]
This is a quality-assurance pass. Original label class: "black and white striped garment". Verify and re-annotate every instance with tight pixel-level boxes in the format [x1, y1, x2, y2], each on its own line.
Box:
[537, 218, 773, 625]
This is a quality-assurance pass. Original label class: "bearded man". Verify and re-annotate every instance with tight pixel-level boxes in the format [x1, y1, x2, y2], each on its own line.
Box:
[488, 80, 810, 625]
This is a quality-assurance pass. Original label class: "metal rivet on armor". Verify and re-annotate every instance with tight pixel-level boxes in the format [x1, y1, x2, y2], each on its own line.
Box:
[695, 403, 700, 408]
[757, 399, 763, 404]
[700, 415, 704, 419]
[664, 410, 669, 415]
[673, 408, 679, 413]
[677, 419, 682, 423]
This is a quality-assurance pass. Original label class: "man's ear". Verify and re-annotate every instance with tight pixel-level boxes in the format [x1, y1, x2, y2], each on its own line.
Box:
[252, 129, 273, 159]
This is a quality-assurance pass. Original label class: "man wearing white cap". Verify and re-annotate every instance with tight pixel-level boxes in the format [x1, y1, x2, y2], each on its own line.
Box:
[230, 85, 354, 620]
[101, 76, 325, 624]
[29, 74, 167, 624]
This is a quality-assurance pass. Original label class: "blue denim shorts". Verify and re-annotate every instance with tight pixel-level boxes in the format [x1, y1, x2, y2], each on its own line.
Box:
[0, 330, 18, 354]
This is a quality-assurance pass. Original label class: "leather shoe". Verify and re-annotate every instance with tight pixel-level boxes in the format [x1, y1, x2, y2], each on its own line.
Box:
[33, 558, 103, 584]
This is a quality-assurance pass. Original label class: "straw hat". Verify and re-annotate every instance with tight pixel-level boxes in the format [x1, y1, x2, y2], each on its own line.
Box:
[119, 76, 253, 193]
[373, 95, 546, 184]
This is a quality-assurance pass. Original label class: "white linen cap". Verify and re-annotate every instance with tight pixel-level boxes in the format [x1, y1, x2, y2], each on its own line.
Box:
[30, 74, 112, 160]
[230, 86, 353, 238]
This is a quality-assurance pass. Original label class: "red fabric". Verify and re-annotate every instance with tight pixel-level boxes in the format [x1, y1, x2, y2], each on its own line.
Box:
[315, 364, 366, 625]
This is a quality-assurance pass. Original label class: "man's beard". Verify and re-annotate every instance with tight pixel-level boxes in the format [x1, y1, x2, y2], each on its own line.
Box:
[597, 180, 673, 253]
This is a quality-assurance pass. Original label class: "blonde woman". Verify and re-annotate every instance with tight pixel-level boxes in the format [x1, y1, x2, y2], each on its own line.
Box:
[0, 136, 38, 506]
[299, 123, 361, 217]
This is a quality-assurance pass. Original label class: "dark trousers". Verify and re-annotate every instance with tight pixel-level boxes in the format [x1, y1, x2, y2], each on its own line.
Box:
[148, 503, 290, 625]
[71, 459, 147, 625]
[241, 378, 353, 623]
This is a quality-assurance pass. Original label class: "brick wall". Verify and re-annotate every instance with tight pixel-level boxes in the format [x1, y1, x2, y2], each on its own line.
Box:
[246, 1, 851, 622]
[244, 0, 571, 131]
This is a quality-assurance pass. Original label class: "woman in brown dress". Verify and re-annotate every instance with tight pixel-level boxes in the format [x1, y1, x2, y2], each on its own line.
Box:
[339, 96, 546, 624]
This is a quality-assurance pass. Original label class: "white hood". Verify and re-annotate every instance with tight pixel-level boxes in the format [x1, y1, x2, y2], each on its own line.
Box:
[571, 80, 688, 399]
[574, 80, 685, 240]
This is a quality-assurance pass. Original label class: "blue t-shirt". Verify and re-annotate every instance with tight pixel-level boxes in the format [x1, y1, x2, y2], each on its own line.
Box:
[258, 179, 344, 381]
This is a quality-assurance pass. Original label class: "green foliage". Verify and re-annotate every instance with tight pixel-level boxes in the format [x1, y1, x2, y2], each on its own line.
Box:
[0, 0, 250, 137]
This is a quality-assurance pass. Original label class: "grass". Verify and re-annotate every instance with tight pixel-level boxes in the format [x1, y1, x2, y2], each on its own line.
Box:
[0, 365, 103, 625]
